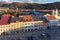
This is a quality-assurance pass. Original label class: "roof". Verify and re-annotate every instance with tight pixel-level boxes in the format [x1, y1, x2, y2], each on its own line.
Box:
[0, 14, 11, 25]
[47, 16, 56, 20]
[22, 15, 34, 22]
[31, 15, 43, 21]
[11, 17, 19, 22]
[11, 15, 43, 22]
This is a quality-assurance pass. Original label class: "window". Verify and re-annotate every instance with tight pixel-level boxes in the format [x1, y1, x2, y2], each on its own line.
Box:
[3, 32, 5, 35]
[16, 31, 19, 33]
[1, 30, 2, 31]
[1, 26, 2, 28]
[25, 23, 27, 25]
[31, 29, 33, 31]
[28, 29, 30, 31]
[28, 23, 30, 25]
[31, 23, 33, 24]
[25, 27, 27, 28]
[31, 26, 33, 28]
[28, 26, 30, 28]
[25, 30, 27, 32]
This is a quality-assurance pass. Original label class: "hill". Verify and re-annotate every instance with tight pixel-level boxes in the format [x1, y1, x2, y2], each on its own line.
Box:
[0, 2, 60, 10]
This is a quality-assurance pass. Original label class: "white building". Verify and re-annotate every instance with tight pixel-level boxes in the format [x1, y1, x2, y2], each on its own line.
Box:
[11, 15, 49, 32]
[23, 22, 34, 32]
[44, 13, 58, 28]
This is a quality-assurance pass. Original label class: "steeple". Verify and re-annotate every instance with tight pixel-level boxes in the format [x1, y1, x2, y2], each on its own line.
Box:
[55, 9, 58, 18]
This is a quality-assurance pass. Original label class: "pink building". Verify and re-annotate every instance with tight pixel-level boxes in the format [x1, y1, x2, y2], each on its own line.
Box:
[0, 14, 11, 25]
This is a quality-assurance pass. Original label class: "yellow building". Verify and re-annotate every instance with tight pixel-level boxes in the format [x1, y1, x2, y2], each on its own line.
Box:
[0, 14, 50, 35]
[0, 24, 10, 35]
[10, 22, 19, 30]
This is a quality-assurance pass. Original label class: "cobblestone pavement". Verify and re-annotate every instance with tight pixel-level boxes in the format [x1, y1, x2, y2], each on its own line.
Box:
[0, 27, 60, 40]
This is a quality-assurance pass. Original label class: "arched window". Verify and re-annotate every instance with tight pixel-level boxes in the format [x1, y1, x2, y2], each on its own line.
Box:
[16, 31, 19, 33]
[28, 29, 30, 31]
[3, 32, 5, 35]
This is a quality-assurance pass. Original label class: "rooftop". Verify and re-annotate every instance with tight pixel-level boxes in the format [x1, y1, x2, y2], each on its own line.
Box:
[0, 14, 11, 25]
[11, 15, 43, 22]
[47, 16, 56, 20]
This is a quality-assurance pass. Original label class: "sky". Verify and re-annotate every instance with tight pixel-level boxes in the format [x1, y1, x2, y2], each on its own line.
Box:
[0, 0, 60, 4]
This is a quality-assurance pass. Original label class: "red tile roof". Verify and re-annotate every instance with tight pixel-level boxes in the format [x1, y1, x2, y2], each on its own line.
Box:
[0, 14, 11, 25]
[47, 16, 56, 20]
[23, 15, 34, 22]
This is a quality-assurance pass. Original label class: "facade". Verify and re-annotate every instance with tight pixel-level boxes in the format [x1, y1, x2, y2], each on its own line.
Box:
[0, 24, 10, 35]
[0, 14, 11, 35]
[0, 14, 49, 35]
[52, 9, 60, 20]
[0, 7, 8, 10]
[44, 13, 58, 28]
[0, 7, 9, 12]
[22, 22, 34, 32]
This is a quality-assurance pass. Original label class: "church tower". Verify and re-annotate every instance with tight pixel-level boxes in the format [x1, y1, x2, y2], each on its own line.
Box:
[55, 9, 58, 18]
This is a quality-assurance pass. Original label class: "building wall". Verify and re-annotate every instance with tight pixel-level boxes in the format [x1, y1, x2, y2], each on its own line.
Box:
[23, 22, 34, 32]
[34, 21, 48, 30]
[0, 25, 10, 35]
[20, 21, 44, 32]
[49, 20, 58, 28]
[0, 20, 49, 35]
[9, 21, 44, 32]
[10, 22, 19, 31]
[19, 22, 24, 32]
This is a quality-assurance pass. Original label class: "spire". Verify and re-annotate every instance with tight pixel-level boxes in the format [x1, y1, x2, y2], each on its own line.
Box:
[55, 9, 58, 18]
[56, 9, 58, 14]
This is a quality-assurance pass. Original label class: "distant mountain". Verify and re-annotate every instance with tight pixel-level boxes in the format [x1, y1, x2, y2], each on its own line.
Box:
[0, 2, 5, 6]
[40, 2, 60, 10]
[7, 2, 27, 7]
[0, 2, 60, 10]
